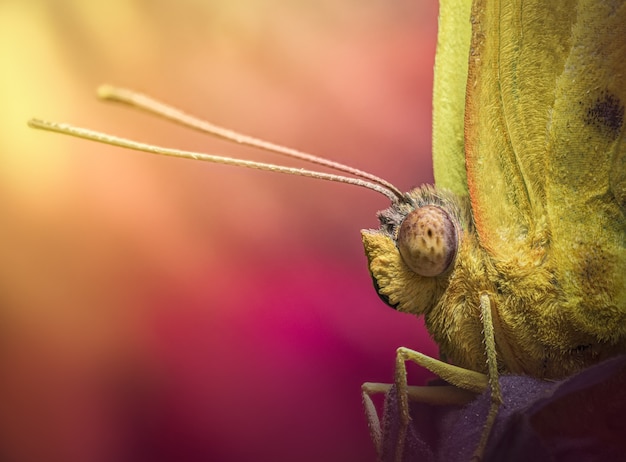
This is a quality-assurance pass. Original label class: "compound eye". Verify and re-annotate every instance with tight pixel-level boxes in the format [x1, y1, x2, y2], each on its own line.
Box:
[397, 205, 458, 277]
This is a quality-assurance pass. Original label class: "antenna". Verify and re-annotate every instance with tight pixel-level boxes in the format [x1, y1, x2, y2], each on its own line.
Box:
[28, 85, 408, 203]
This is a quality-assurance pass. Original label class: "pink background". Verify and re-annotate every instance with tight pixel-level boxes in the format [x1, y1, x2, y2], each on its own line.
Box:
[1, 1, 439, 461]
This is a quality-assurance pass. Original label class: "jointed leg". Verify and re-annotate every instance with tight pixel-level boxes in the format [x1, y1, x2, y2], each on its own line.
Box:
[362, 351, 489, 461]
[362, 292, 504, 462]
[472, 293, 503, 460]
[362, 380, 479, 460]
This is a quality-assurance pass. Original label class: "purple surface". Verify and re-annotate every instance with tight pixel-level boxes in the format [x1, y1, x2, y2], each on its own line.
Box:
[380, 355, 626, 462]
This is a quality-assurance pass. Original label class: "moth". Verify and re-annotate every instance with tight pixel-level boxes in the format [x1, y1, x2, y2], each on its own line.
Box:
[28, 0, 626, 460]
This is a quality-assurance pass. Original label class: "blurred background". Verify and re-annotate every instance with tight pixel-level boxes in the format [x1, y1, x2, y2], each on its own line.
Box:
[0, 1, 439, 461]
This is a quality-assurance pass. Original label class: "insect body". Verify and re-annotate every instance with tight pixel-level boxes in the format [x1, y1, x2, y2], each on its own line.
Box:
[28, 0, 626, 460]
[363, 0, 626, 460]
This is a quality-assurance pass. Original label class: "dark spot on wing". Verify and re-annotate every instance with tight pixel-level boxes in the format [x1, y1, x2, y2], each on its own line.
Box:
[579, 243, 608, 290]
[584, 91, 624, 140]
[576, 242, 618, 312]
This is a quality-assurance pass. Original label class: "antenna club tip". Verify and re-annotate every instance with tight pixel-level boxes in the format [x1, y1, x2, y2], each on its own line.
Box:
[27, 118, 44, 129]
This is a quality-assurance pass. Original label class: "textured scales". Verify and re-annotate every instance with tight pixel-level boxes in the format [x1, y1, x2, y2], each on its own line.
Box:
[431, 0, 472, 196]
[464, 0, 626, 375]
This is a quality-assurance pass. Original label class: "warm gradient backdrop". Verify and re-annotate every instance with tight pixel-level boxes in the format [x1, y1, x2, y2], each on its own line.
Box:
[1, 1, 439, 461]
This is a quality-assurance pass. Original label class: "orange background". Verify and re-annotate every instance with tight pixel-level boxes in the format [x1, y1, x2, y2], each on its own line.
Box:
[1, 1, 439, 461]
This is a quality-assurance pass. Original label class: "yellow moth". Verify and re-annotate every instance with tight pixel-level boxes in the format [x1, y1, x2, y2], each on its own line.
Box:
[28, 0, 626, 460]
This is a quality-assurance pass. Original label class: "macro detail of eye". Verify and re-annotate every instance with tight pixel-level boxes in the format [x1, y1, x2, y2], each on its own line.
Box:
[397, 205, 458, 277]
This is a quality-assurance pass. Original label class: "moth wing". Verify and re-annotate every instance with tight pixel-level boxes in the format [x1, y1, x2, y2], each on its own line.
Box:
[466, 0, 626, 336]
[545, 2, 626, 337]
[432, 0, 472, 197]
[465, 0, 569, 258]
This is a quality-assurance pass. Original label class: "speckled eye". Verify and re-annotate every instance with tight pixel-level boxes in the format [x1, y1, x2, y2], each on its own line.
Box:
[397, 205, 458, 277]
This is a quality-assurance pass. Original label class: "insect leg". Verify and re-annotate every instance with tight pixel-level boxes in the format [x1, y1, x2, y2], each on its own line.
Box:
[361, 382, 389, 457]
[362, 295, 503, 461]
[472, 293, 503, 460]
[361, 381, 478, 461]
[392, 349, 489, 461]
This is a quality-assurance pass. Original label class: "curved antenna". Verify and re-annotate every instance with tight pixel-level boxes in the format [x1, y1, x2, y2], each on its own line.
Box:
[28, 118, 404, 203]
[96, 85, 405, 200]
